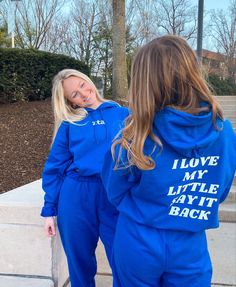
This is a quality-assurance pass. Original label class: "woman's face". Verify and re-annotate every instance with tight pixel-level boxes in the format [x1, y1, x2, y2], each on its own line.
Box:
[63, 76, 101, 109]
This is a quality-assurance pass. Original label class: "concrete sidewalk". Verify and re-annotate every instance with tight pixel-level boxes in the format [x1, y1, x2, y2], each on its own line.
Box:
[207, 222, 236, 287]
[92, 222, 236, 287]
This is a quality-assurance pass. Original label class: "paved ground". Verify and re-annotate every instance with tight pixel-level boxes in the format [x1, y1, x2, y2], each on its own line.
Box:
[207, 222, 236, 286]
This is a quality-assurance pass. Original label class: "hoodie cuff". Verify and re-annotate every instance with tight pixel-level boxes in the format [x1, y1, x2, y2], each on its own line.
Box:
[40, 206, 57, 217]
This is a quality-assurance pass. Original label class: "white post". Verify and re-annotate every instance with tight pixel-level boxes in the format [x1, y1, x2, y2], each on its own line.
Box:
[10, 0, 21, 48]
[12, 30, 15, 48]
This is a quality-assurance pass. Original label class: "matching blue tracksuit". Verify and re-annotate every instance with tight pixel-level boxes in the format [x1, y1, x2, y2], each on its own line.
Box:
[102, 105, 236, 287]
[41, 101, 128, 287]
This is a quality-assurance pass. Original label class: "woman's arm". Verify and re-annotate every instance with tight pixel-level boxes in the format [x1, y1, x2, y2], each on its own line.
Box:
[41, 122, 72, 217]
[102, 147, 140, 207]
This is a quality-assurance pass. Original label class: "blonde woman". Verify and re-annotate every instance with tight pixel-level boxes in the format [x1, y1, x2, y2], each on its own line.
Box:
[102, 36, 236, 287]
[40, 69, 128, 287]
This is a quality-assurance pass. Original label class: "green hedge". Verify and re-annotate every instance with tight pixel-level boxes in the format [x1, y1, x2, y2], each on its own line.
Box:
[0, 48, 89, 103]
[208, 75, 236, 95]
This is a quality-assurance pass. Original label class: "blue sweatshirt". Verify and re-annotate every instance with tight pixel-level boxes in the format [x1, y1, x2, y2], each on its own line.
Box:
[102, 106, 236, 232]
[41, 101, 129, 217]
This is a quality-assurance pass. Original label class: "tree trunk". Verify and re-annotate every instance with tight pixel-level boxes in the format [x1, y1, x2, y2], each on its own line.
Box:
[112, 0, 128, 101]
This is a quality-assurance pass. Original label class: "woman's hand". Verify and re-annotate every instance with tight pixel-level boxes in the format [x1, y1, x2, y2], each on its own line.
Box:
[44, 217, 56, 237]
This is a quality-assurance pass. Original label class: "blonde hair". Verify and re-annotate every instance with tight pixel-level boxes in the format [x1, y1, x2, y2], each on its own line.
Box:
[113, 35, 223, 170]
[51, 69, 105, 140]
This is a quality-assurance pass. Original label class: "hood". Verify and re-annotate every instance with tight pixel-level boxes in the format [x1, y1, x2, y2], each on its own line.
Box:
[84, 101, 121, 144]
[85, 101, 120, 113]
[154, 106, 223, 158]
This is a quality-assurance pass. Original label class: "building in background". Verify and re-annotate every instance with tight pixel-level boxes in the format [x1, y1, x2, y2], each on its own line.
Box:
[202, 49, 228, 80]
[201, 49, 236, 83]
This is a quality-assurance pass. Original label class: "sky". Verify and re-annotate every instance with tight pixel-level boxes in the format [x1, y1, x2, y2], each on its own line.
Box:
[203, 0, 230, 11]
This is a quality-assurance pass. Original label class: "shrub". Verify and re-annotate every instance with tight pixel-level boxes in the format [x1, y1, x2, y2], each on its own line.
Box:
[208, 75, 236, 95]
[0, 48, 89, 103]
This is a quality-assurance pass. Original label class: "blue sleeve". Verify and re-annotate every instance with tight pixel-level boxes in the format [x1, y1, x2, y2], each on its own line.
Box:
[41, 122, 73, 217]
[102, 145, 140, 207]
[220, 131, 236, 203]
[220, 173, 235, 203]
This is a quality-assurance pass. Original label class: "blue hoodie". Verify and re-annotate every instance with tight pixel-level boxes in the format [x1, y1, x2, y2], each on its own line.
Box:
[41, 101, 129, 217]
[102, 106, 236, 232]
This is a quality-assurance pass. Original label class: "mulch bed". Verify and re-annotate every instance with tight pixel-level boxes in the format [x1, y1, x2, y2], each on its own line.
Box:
[0, 99, 54, 193]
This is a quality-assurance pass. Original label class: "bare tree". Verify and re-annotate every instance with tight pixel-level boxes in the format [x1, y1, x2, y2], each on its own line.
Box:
[210, 0, 236, 82]
[0, 1, 10, 47]
[112, 0, 128, 100]
[40, 16, 71, 54]
[92, 7, 113, 95]
[0, 1, 7, 25]
[154, 0, 198, 41]
[68, 0, 101, 68]
[13, 0, 64, 49]
[125, 0, 159, 46]
[130, 0, 157, 45]
[123, 0, 197, 47]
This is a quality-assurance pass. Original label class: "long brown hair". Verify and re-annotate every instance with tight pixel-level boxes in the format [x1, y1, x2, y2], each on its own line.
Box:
[113, 35, 223, 170]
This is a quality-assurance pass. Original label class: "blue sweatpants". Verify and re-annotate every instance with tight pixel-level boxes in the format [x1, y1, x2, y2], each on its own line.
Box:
[113, 214, 212, 287]
[57, 173, 118, 287]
